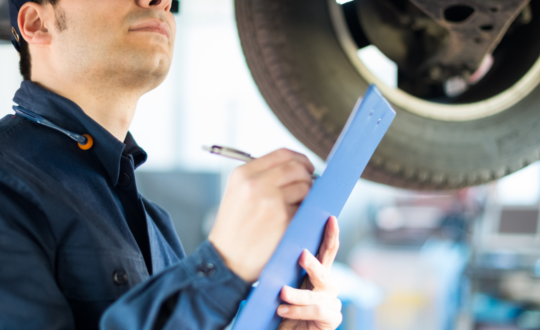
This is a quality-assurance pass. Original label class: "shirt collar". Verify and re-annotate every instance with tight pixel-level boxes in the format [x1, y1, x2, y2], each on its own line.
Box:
[13, 81, 148, 186]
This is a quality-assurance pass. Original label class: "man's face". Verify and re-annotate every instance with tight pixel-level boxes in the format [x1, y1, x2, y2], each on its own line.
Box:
[47, 0, 176, 91]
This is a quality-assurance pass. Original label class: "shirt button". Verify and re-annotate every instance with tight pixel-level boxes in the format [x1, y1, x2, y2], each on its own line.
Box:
[113, 270, 129, 286]
[196, 263, 216, 277]
[117, 172, 131, 188]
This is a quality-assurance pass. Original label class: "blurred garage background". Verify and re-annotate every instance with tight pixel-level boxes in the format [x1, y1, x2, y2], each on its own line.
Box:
[2, 0, 540, 329]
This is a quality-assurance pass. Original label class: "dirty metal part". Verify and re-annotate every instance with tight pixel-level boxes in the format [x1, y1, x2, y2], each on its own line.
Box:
[409, 0, 531, 80]
[330, 0, 540, 120]
[357, 0, 449, 82]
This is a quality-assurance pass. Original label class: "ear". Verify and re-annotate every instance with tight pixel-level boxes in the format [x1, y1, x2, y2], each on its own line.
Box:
[18, 2, 52, 46]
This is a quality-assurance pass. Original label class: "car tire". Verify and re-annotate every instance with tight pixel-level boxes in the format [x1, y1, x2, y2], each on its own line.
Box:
[235, 0, 540, 190]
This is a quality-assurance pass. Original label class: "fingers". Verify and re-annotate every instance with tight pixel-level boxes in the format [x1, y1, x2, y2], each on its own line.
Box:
[277, 303, 342, 326]
[276, 233, 343, 328]
[317, 216, 340, 271]
[264, 160, 313, 188]
[298, 250, 338, 295]
[280, 286, 342, 311]
[249, 148, 315, 175]
[281, 182, 311, 204]
[230, 149, 314, 209]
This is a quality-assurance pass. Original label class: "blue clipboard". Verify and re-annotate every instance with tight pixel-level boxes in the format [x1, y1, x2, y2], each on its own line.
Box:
[232, 85, 396, 330]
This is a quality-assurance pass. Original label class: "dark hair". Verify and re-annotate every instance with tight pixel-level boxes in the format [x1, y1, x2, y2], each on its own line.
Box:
[19, 0, 61, 81]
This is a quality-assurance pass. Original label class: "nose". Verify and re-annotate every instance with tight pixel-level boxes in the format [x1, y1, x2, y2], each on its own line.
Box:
[136, 0, 173, 12]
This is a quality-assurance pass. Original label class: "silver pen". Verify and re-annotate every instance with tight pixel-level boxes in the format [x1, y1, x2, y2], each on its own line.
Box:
[202, 145, 319, 179]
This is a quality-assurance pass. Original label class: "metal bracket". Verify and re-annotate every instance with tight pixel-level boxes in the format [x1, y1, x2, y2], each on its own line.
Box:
[409, 0, 531, 77]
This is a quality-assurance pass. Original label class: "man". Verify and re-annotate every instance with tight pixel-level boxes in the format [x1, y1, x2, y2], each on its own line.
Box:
[0, 0, 343, 329]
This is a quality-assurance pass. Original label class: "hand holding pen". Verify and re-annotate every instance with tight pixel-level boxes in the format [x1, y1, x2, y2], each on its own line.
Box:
[203, 146, 340, 326]
[203, 145, 319, 180]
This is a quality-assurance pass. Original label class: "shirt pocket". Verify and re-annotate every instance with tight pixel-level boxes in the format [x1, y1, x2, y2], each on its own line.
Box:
[57, 249, 149, 301]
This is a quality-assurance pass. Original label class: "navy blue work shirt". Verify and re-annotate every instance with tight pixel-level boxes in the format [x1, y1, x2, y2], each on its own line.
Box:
[0, 81, 251, 330]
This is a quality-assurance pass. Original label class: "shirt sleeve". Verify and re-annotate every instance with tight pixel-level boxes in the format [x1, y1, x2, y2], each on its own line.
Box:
[100, 240, 252, 330]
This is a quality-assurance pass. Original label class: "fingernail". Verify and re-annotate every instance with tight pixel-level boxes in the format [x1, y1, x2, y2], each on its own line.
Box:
[278, 306, 289, 314]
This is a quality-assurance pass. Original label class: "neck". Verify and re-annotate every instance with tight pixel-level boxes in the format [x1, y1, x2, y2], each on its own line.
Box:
[31, 69, 141, 143]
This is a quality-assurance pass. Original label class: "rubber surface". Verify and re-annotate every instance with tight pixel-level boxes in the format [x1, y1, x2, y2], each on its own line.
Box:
[235, 0, 540, 190]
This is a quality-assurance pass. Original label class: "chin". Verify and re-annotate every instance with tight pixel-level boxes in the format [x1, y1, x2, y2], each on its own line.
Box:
[118, 48, 172, 87]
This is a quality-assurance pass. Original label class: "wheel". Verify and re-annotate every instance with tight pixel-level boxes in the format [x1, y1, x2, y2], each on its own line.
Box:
[235, 0, 540, 190]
